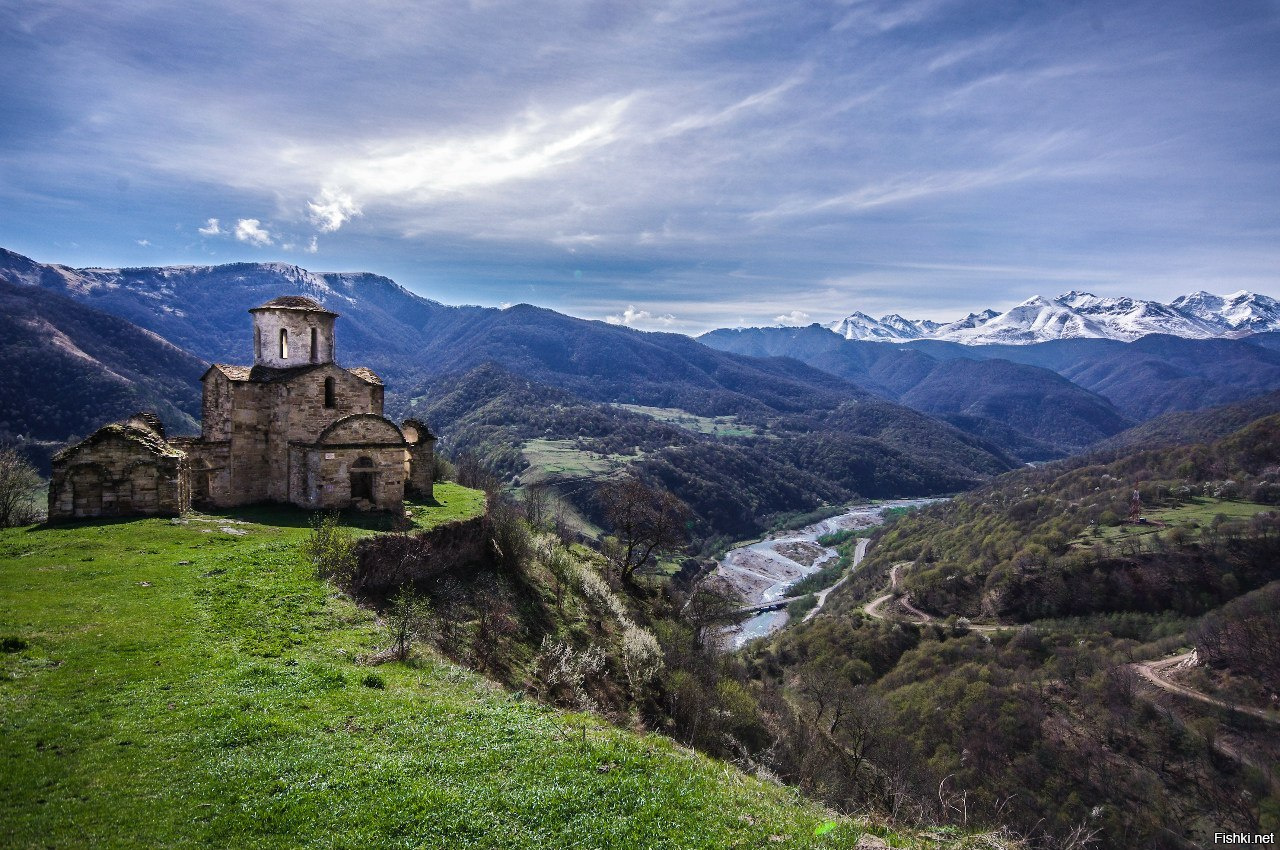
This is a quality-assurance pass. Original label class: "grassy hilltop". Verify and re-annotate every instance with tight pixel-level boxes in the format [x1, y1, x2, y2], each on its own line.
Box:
[0, 484, 972, 849]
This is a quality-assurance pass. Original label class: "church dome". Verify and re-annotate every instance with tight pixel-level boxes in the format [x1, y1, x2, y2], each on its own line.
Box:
[249, 295, 338, 316]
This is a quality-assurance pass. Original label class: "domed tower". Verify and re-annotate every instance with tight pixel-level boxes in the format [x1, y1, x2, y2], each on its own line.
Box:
[248, 296, 338, 368]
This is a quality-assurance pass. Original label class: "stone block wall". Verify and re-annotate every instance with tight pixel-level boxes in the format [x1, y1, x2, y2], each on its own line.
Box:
[49, 430, 190, 520]
[301, 446, 407, 511]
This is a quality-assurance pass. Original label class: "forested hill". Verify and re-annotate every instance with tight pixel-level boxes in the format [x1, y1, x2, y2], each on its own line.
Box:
[0, 247, 862, 419]
[398, 363, 1017, 543]
[860, 412, 1280, 622]
[746, 410, 1280, 848]
[702, 323, 1280, 455]
[1095, 388, 1280, 454]
[0, 279, 205, 463]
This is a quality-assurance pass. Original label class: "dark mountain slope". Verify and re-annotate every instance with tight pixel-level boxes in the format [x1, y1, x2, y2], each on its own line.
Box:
[1096, 389, 1280, 454]
[704, 324, 1280, 433]
[0, 279, 205, 459]
[906, 333, 1280, 420]
[895, 357, 1131, 449]
[0, 249, 466, 386]
[2, 249, 865, 419]
[404, 364, 1017, 540]
[701, 325, 1130, 452]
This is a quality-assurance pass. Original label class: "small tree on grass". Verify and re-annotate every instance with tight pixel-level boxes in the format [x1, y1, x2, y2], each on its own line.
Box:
[0, 447, 43, 528]
[301, 513, 357, 582]
[387, 587, 430, 661]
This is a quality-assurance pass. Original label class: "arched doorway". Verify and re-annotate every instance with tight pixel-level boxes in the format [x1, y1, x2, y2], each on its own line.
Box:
[350, 456, 375, 502]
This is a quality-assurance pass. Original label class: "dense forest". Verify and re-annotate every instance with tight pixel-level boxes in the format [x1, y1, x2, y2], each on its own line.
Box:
[863, 414, 1280, 621]
[400, 363, 1016, 544]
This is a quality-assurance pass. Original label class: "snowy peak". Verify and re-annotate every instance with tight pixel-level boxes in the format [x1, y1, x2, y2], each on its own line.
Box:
[947, 296, 1109, 344]
[829, 311, 928, 341]
[1218, 290, 1280, 332]
[819, 289, 1280, 345]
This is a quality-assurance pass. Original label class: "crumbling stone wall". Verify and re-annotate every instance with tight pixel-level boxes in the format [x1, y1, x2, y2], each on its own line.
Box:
[49, 422, 190, 520]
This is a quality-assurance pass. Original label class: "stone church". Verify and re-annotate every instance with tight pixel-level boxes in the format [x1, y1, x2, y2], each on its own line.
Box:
[48, 296, 436, 521]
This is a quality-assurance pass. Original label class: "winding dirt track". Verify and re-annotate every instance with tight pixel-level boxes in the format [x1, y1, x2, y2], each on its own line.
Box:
[1132, 651, 1280, 726]
[863, 562, 1008, 633]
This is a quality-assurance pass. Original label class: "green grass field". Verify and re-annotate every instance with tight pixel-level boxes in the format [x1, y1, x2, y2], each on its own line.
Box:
[613, 405, 758, 438]
[1075, 497, 1274, 546]
[0, 493, 951, 849]
[519, 439, 639, 484]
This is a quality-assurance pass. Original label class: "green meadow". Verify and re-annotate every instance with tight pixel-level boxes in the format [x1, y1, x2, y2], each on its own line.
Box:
[0, 488, 956, 849]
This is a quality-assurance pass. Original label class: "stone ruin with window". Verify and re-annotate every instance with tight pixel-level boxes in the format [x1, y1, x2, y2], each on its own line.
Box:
[48, 296, 436, 521]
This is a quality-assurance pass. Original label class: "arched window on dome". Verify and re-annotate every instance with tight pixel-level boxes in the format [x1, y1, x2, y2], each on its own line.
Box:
[279, 328, 288, 360]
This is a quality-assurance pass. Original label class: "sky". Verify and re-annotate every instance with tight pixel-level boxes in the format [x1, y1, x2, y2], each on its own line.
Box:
[2, 0, 1278, 332]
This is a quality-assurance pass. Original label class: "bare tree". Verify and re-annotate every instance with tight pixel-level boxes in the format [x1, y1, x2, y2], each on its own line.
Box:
[0, 447, 43, 528]
[682, 581, 746, 648]
[521, 481, 553, 529]
[598, 473, 691, 584]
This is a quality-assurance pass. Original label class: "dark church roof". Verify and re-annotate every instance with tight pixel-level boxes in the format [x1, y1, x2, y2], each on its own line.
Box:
[203, 363, 382, 385]
[248, 295, 338, 315]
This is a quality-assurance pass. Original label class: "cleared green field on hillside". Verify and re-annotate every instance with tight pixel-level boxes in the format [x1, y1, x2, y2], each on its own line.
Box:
[614, 404, 758, 437]
[0, 494, 941, 849]
[1076, 497, 1274, 546]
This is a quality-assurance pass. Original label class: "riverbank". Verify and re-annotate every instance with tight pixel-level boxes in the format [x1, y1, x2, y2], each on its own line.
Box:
[714, 499, 937, 648]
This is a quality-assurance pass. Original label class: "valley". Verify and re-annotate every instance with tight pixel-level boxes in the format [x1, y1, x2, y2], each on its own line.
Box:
[715, 499, 938, 648]
[2, 246, 1278, 849]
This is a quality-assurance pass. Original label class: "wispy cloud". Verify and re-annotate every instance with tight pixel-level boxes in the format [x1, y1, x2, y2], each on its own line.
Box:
[1, 0, 1277, 324]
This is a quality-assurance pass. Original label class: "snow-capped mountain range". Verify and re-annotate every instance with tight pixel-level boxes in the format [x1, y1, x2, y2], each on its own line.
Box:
[827, 291, 1280, 345]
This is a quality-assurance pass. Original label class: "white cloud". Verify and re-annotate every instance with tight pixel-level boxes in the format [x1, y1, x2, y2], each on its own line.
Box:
[605, 305, 677, 327]
[234, 218, 273, 246]
[135, 239, 151, 247]
[307, 188, 361, 232]
[774, 310, 810, 326]
[305, 235, 318, 254]
[197, 217, 222, 236]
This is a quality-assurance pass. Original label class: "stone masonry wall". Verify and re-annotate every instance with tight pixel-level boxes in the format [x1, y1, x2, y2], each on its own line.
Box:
[49, 431, 190, 520]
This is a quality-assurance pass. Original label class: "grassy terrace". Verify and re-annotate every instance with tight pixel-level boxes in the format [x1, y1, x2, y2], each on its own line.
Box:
[1073, 496, 1274, 546]
[613, 404, 758, 438]
[0, 488, 955, 849]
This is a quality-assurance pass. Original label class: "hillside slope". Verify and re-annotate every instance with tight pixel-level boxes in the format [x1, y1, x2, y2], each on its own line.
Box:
[403, 364, 1016, 542]
[0, 505, 970, 849]
[700, 325, 1131, 453]
[0, 279, 205, 459]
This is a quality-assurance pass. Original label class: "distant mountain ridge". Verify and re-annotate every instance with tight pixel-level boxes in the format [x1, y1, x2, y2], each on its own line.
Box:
[1, 247, 1024, 524]
[824, 289, 1280, 344]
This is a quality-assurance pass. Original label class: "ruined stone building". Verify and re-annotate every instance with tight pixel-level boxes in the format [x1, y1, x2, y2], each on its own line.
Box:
[48, 296, 436, 521]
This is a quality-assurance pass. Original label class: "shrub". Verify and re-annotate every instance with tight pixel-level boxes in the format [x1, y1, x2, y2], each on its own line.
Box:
[0, 447, 43, 528]
[387, 588, 431, 662]
[361, 673, 386, 689]
[301, 513, 357, 582]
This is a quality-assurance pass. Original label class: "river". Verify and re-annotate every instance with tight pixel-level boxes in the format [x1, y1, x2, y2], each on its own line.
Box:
[714, 499, 938, 648]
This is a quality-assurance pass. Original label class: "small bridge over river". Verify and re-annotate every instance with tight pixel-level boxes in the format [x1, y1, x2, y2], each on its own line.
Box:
[733, 597, 803, 616]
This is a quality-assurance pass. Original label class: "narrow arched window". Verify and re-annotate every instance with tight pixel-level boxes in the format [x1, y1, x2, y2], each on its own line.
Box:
[324, 377, 336, 408]
[279, 328, 288, 360]
[310, 327, 318, 362]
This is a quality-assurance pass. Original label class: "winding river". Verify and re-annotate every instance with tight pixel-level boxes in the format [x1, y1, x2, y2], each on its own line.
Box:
[715, 499, 938, 648]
